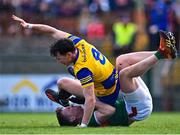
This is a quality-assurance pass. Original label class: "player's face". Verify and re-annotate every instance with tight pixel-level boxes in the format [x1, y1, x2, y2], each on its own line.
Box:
[55, 52, 74, 66]
[62, 106, 83, 117]
[56, 106, 83, 126]
[62, 106, 83, 122]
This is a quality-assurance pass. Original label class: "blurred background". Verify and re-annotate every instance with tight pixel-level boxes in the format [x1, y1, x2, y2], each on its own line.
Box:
[0, 0, 179, 112]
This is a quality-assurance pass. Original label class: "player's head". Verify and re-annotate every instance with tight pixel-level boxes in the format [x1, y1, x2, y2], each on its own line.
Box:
[56, 106, 83, 126]
[50, 39, 76, 66]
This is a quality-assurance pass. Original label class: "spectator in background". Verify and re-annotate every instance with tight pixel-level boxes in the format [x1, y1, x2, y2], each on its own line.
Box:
[145, 0, 180, 111]
[88, 0, 110, 14]
[20, 0, 37, 14]
[49, 0, 62, 17]
[112, 14, 137, 57]
[38, 0, 51, 16]
[169, 0, 180, 52]
[160, 0, 180, 111]
[0, 0, 15, 35]
[59, 0, 81, 17]
[145, 0, 172, 50]
[78, 6, 91, 37]
[87, 14, 105, 41]
[110, 0, 136, 19]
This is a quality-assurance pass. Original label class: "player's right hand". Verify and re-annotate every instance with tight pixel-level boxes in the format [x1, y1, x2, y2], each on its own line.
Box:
[12, 15, 30, 29]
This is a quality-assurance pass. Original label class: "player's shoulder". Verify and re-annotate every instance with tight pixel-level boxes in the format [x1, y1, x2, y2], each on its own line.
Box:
[67, 34, 94, 48]
[67, 34, 84, 45]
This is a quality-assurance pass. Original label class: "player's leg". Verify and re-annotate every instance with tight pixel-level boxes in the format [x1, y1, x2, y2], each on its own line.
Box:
[116, 31, 176, 71]
[118, 31, 177, 120]
[45, 77, 84, 106]
[119, 55, 157, 92]
[121, 77, 153, 121]
[119, 30, 177, 92]
[116, 51, 155, 71]
[57, 77, 84, 97]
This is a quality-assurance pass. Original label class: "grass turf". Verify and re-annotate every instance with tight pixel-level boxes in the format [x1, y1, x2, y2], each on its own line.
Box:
[0, 112, 180, 134]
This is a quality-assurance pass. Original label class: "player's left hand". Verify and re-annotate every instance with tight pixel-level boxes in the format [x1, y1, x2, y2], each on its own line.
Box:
[12, 15, 31, 29]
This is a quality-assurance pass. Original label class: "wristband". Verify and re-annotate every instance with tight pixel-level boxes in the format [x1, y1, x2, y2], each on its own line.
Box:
[80, 123, 87, 128]
[27, 24, 33, 29]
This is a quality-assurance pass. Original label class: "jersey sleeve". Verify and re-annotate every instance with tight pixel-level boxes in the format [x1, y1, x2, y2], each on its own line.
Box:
[67, 34, 82, 46]
[76, 68, 94, 88]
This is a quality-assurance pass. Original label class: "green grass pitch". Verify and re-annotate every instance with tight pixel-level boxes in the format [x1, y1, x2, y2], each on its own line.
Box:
[0, 112, 180, 134]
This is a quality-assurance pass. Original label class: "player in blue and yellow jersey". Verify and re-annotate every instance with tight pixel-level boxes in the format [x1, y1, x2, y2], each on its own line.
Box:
[13, 15, 177, 128]
[12, 15, 120, 127]
[67, 34, 119, 100]
[49, 34, 121, 127]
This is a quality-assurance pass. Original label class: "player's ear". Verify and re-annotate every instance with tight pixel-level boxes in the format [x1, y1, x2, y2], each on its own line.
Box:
[66, 52, 72, 57]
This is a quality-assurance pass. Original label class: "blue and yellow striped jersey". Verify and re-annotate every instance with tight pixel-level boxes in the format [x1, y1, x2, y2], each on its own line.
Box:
[68, 34, 118, 97]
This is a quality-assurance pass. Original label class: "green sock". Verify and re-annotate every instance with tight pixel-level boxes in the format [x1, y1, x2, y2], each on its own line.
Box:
[88, 113, 99, 127]
[154, 51, 165, 60]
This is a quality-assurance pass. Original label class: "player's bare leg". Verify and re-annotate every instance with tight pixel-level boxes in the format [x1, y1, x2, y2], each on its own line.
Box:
[119, 30, 177, 93]
[57, 77, 84, 97]
[45, 77, 84, 106]
[116, 51, 155, 71]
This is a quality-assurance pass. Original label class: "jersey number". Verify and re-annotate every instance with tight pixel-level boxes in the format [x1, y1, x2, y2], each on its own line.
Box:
[91, 48, 106, 65]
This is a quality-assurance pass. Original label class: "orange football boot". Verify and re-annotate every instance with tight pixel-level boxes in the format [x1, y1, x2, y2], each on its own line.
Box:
[158, 30, 177, 59]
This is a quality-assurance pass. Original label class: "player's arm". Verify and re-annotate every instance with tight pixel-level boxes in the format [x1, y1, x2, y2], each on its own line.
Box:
[12, 15, 69, 39]
[81, 84, 96, 127]
[76, 68, 95, 127]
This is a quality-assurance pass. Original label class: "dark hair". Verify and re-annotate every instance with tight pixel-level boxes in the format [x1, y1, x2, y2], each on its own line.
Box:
[50, 38, 75, 56]
[56, 109, 78, 126]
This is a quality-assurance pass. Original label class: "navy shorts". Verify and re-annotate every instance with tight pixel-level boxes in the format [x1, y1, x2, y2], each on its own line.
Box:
[97, 79, 120, 106]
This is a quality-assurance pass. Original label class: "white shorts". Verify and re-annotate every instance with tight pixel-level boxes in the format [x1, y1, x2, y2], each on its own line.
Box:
[121, 77, 153, 121]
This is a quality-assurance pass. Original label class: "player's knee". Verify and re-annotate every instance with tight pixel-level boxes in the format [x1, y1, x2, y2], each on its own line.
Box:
[116, 55, 129, 70]
[57, 77, 70, 88]
[116, 55, 124, 70]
